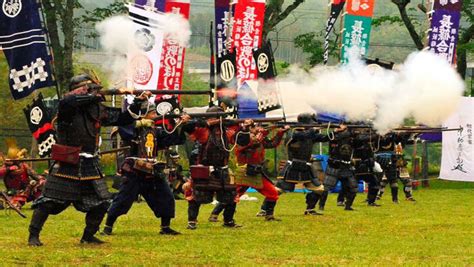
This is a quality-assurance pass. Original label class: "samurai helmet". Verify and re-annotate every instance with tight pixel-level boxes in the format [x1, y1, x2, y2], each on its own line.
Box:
[69, 71, 102, 92]
[297, 113, 317, 124]
[5, 138, 27, 160]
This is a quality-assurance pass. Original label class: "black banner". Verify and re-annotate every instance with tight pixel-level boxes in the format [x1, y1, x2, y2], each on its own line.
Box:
[23, 93, 56, 157]
[323, 0, 346, 65]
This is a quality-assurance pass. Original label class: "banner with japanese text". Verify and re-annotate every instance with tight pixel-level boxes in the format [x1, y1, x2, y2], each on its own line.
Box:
[341, 0, 376, 63]
[428, 0, 462, 65]
[157, 0, 190, 92]
[341, 15, 372, 63]
[440, 97, 474, 182]
[127, 4, 165, 90]
[232, 0, 265, 84]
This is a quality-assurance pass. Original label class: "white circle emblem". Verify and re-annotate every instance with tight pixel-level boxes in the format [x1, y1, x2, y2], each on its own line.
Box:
[30, 106, 43, 125]
[156, 102, 173, 115]
[3, 0, 22, 18]
[220, 60, 235, 82]
[257, 53, 269, 73]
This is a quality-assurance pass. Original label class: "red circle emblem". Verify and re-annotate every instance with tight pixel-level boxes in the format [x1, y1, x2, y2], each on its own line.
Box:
[130, 54, 153, 85]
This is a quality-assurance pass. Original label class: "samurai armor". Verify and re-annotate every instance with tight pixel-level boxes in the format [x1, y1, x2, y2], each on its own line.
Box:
[233, 164, 264, 189]
[43, 171, 111, 201]
[283, 159, 313, 183]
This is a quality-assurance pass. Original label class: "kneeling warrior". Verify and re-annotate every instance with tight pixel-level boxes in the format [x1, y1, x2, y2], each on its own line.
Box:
[376, 133, 416, 203]
[103, 104, 190, 235]
[1, 142, 45, 209]
[184, 106, 251, 229]
[209, 123, 289, 221]
[276, 113, 330, 216]
[28, 74, 147, 246]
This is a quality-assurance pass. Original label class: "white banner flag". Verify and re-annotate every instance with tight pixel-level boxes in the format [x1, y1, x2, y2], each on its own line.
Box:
[440, 97, 474, 182]
[127, 5, 165, 90]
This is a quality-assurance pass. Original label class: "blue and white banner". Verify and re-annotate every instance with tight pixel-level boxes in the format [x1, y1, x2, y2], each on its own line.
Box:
[0, 0, 55, 100]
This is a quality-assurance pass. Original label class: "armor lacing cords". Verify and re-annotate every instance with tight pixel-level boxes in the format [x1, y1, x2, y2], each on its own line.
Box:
[162, 114, 183, 134]
[327, 122, 335, 141]
[127, 93, 150, 119]
[219, 117, 249, 152]
[370, 129, 381, 153]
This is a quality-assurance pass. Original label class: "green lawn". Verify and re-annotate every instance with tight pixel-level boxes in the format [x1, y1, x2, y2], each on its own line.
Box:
[1, 180, 473, 265]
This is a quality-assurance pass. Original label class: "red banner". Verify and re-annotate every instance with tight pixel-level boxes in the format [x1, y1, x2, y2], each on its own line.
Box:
[232, 0, 265, 84]
[346, 0, 375, 17]
[157, 0, 190, 92]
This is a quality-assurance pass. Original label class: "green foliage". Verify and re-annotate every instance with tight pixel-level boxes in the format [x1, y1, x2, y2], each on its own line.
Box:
[293, 32, 325, 67]
[0, 180, 473, 265]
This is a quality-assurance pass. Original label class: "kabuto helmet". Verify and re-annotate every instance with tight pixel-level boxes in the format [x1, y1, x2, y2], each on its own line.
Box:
[297, 113, 317, 124]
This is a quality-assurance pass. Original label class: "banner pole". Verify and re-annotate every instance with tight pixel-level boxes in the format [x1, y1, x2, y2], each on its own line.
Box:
[37, 0, 62, 98]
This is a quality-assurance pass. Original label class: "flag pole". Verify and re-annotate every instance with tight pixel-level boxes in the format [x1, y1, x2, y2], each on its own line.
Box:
[209, 20, 216, 107]
[37, 0, 61, 99]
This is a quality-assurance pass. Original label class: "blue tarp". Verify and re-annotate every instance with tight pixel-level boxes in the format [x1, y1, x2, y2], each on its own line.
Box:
[237, 82, 265, 119]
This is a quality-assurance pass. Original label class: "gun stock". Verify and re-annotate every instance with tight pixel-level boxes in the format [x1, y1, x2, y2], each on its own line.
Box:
[1, 191, 27, 218]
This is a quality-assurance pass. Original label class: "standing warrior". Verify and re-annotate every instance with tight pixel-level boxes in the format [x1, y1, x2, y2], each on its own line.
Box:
[103, 105, 190, 236]
[276, 113, 330, 216]
[376, 133, 416, 203]
[319, 123, 359, 211]
[351, 130, 381, 207]
[28, 74, 148, 246]
[209, 123, 289, 221]
[184, 106, 251, 230]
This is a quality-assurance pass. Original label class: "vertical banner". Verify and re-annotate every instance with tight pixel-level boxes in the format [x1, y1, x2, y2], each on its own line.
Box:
[157, 0, 190, 92]
[232, 0, 265, 84]
[23, 93, 56, 158]
[252, 43, 281, 113]
[215, 0, 238, 90]
[440, 97, 473, 182]
[324, 0, 346, 65]
[127, 4, 165, 90]
[341, 0, 376, 63]
[427, 0, 462, 65]
[0, 0, 55, 100]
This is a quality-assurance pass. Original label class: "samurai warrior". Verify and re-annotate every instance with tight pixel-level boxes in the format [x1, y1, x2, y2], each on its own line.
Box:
[209, 123, 289, 222]
[183, 106, 252, 230]
[28, 74, 147, 246]
[0, 142, 45, 209]
[319, 123, 360, 211]
[276, 113, 331, 215]
[337, 129, 382, 207]
[165, 149, 187, 200]
[376, 133, 416, 203]
[103, 100, 191, 236]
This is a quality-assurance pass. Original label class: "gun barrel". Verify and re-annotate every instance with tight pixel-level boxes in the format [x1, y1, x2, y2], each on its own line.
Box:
[100, 89, 212, 96]
[7, 146, 131, 162]
[158, 112, 235, 119]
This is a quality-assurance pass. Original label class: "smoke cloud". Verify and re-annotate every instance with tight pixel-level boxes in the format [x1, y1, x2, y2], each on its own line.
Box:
[95, 11, 191, 82]
[276, 50, 465, 133]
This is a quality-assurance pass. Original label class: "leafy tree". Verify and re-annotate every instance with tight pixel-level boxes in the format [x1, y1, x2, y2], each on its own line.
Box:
[41, 0, 127, 94]
[372, 0, 474, 79]
[263, 0, 306, 44]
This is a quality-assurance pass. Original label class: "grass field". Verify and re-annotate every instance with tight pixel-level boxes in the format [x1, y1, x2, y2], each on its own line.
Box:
[1, 179, 473, 266]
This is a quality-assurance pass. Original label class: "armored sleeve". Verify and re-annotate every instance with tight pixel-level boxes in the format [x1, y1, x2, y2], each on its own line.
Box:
[262, 129, 286, 149]
[292, 128, 329, 143]
[101, 99, 143, 126]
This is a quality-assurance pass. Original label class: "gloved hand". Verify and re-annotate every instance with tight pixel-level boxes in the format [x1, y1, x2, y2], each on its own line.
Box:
[136, 119, 154, 128]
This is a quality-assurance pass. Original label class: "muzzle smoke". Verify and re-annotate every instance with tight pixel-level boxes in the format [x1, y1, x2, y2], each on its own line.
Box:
[276, 50, 465, 133]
